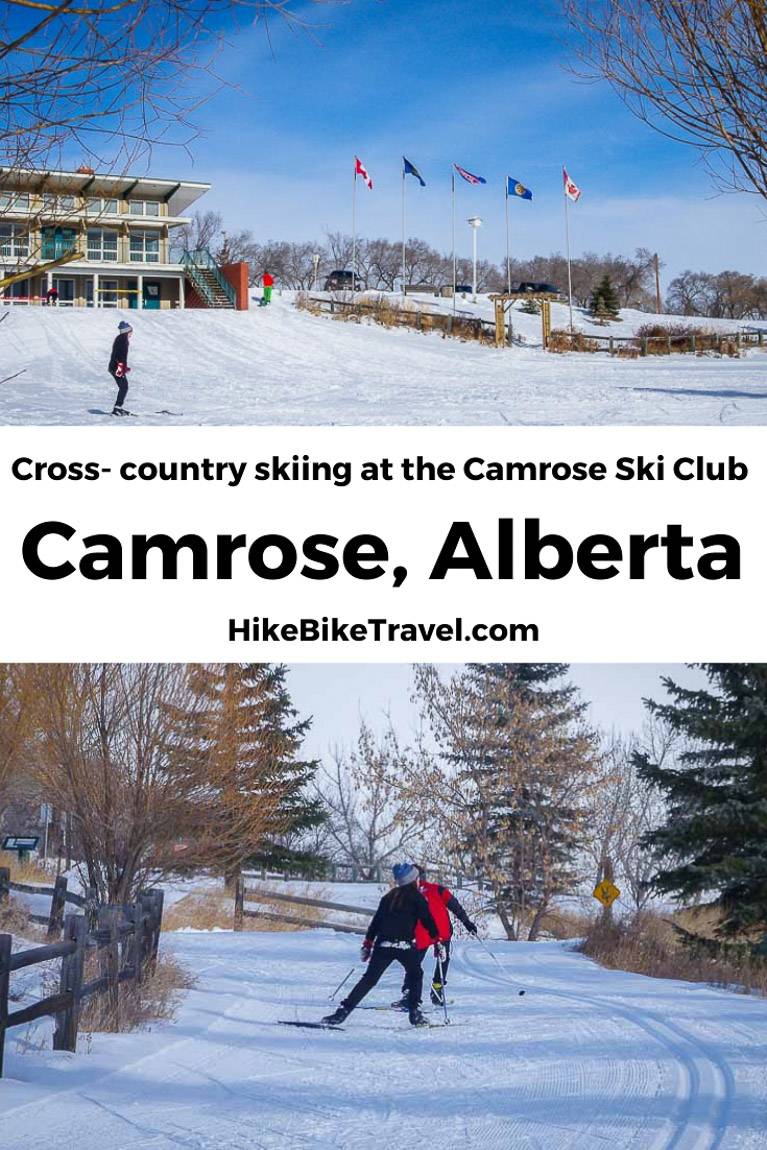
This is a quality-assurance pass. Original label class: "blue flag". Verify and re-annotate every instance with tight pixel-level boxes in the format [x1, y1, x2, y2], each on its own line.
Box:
[403, 156, 426, 187]
[507, 177, 533, 201]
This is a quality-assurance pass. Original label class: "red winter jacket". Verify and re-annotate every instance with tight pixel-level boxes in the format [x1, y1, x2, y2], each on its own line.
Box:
[262, 273, 274, 287]
[413, 880, 472, 949]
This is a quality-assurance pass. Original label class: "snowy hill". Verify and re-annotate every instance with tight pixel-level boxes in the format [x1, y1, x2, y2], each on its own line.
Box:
[1, 296, 766, 426]
[1, 931, 765, 1149]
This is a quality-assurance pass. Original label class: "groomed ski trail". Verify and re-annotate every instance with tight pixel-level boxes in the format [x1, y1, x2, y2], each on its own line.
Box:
[1, 932, 765, 1150]
[458, 944, 738, 1150]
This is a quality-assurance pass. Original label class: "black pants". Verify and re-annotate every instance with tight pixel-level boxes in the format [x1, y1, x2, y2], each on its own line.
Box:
[343, 945, 423, 1014]
[111, 371, 128, 408]
[402, 939, 451, 996]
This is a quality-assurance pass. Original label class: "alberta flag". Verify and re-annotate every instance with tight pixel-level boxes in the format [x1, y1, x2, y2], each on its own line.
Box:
[507, 177, 532, 201]
[454, 163, 486, 185]
[403, 157, 426, 186]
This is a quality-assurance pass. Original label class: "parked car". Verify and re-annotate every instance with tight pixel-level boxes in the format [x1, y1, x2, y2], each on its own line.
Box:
[513, 281, 561, 296]
[454, 284, 472, 294]
[323, 269, 364, 291]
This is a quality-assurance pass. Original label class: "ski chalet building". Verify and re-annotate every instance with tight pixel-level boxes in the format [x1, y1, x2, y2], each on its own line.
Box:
[0, 167, 248, 310]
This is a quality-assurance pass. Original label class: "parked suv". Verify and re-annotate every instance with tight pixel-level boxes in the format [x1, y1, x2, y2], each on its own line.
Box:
[323, 269, 363, 291]
[513, 281, 561, 295]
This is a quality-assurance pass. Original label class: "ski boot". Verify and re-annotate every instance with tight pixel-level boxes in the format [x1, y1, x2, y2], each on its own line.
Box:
[321, 1005, 349, 1027]
[390, 994, 410, 1010]
[409, 1007, 428, 1028]
[430, 981, 445, 1006]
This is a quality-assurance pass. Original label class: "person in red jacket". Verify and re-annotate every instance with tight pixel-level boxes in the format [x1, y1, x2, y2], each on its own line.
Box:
[259, 270, 274, 307]
[393, 864, 477, 1008]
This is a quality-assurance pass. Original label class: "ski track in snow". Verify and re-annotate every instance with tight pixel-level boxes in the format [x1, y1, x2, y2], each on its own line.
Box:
[1, 300, 766, 426]
[1, 934, 766, 1149]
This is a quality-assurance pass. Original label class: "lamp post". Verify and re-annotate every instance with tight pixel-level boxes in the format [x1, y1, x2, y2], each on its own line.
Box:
[312, 252, 320, 292]
[467, 216, 482, 302]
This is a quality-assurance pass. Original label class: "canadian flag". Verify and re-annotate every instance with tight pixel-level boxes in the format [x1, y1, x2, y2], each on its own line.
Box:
[563, 167, 581, 202]
[355, 155, 373, 190]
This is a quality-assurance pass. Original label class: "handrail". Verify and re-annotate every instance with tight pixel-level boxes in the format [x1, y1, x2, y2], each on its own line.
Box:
[180, 248, 235, 307]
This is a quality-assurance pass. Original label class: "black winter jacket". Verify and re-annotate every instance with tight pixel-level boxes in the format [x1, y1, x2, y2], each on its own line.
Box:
[365, 884, 439, 948]
[109, 332, 130, 374]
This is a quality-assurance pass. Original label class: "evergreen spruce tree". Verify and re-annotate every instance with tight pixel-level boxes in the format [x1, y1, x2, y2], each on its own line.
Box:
[170, 664, 324, 883]
[458, 664, 598, 938]
[636, 664, 767, 939]
[589, 274, 620, 322]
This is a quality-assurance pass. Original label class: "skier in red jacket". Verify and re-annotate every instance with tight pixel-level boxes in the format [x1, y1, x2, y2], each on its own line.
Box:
[393, 864, 477, 1008]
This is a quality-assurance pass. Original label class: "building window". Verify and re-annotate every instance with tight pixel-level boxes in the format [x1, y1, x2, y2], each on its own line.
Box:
[127, 199, 161, 217]
[129, 230, 160, 263]
[42, 193, 77, 213]
[86, 197, 119, 216]
[0, 223, 30, 258]
[0, 193, 30, 213]
[87, 228, 119, 261]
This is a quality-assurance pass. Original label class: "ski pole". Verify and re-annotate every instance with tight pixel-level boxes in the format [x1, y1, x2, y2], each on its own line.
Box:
[473, 934, 526, 995]
[436, 951, 450, 1024]
[329, 966, 356, 1001]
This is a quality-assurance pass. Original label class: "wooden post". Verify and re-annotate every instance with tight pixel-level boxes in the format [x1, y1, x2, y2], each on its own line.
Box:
[0, 933, 11, 1078]
[0, 867, 9, 905]
[85, 886, 98, 933]
[234, 877, 244, 931]
[98, 906, 120, 1026]
[600, 858, 616, 926]
[53, 914, 86, 1053]
[540, 300, 552, 350]
[48, 875, 68, 939]
[494, 299, 504, 348]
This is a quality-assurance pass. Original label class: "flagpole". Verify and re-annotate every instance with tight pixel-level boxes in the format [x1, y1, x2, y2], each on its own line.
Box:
[451, 166, 456, 315]
[563, 169, 574, 332]
[401, 162, 406, 294]
[505, 177, 511, 294]
[352, 160, 357, 293]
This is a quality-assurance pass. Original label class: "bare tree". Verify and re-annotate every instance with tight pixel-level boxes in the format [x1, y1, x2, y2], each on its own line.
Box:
[564, 0, 767, 200]
[378, 667, 602, 941]
[0, 1, 331, 172]
[586, 719, 675, 915]
[0, 664, 27, 826]
[317, 720, 430, 877]
[16, 663, 207, 903]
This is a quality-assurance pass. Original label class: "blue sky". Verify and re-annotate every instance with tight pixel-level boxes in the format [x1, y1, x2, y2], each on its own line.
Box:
[145, 1, 764, 278]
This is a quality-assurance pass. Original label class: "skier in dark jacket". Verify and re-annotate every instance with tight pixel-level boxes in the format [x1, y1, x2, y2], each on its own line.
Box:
[393, 864, 477, 1008]
[322, 862, 440, 1028]
[108, 320, 132, 415]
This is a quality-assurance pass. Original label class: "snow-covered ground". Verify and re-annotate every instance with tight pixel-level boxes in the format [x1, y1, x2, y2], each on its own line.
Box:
[2, 930, 766, 1149]
[1, 295, 766, 426]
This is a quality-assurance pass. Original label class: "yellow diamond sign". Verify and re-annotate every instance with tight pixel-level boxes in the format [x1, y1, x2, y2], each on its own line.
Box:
[593, 879, 620, 907]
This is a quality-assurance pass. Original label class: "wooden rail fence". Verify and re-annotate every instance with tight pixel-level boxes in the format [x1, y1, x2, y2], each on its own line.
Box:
[550, 327, 766, 356]
[0, 874, 164, 1077]
[303, 293, 496, 343]
[234, 879, 373, 936]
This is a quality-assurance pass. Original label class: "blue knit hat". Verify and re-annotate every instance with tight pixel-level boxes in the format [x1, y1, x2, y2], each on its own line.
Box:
[392, 862, 418, 887]
[118, 320, 133, 332]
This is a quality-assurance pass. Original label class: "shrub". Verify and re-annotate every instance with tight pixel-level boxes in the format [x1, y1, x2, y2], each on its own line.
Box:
[578, 911, 767, 995]
[79, 950, 195, 1035]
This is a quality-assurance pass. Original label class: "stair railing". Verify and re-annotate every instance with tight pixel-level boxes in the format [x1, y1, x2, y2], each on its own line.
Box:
[181, 249, 236, 307]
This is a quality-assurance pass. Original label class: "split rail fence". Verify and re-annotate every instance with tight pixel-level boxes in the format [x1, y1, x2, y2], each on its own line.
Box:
[549, 327, 765, 356]
[0, 867, 164, 1077]
[305, 293, 766, 356]
[234, 878, 374, 935]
